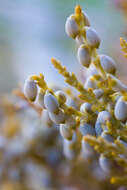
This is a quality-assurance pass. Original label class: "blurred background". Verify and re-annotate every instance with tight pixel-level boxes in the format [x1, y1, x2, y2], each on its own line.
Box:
[0, 0, 127, 94]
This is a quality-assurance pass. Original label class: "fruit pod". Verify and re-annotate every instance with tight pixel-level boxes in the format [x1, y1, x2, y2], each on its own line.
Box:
[93, 89, 104, 99]
[60, 124, 73, 140]
[86, 63, 98, 77]
[65, 15, 79, 38]
[66, 97, 78, 109]
[97, 111, 111, 124]
[80, 123, 96, 136]
[44, 91, 59, 114]
[49, 109, 65, 124]
[84, 76, 97, 90]
[99, 55, 116, 74]
[95, 122, 103, 137]
[95, 111, 111, 136]
[24, 78, 37, 101]
[55, 90, 66, 104]
[77, 44, 91, 68]
[41, 109, 53, 128]
[85, 26, 101, 48]
[114, 97, 127, 122]
[80, 102, 92, 113]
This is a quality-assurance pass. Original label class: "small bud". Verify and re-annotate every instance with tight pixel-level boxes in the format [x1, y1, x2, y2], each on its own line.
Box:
[82, 11, 90, 26]
[80, 102, 92, 113]
[114, 97, 127, 122]
[93, 89, 104, 99]
[97, 111, 111, 124]
[95, 111, 111, 136]
[95, 122, 103, 137]
[44, 91, 59, 114]
[24, 78, 37, 101]
[49, 109, 65, 124]
[60, 124, 73, 140]
[84, 76, 97, 89]
[55, 90, 66, 104]
[65, 15, 79, 38]
[85, 27, 101, 48]
[86, 63, 98, 77]
[66, 98, 78, 109]
[100, 55, 116, 74]
[77, 45, 91, 67]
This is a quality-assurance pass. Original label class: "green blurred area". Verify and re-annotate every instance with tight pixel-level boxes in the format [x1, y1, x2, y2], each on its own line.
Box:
[0, 0, 126, 94]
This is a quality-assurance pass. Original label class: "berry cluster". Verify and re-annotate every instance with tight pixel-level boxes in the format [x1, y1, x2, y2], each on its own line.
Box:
[24, 5, 127, 187]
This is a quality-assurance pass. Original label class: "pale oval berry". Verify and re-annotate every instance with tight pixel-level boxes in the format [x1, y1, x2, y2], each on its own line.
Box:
[80, 123, 96, 136]
[37, 89, 45, 107]
[55, 90, 66, 104]
[97, 111, 111, 124]
[65, 15, 79, 38]
[99, 154, 113, 174]
[41, 109, 53, 128]
[86, 64, 98, 77]
[24, 78, 37, 101]
[66, 98, 78, 109]
[80, 103, 92, 113]
[82, 11, 90, 26]
[44, 91, 59, 114]
[95, 122, 103, 137]
[84, 76, 97, 90]
[77, 45, 91, 67]
[85, 27, 101, 48]
[60, 124, 73, 140]
[100, 55, 116, 74]
[93, 89, 104, 99]
[49, 109, 65, 124]
[114, 97, 127, 122]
